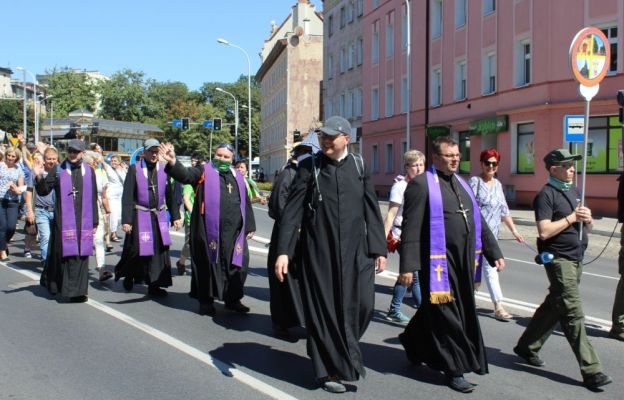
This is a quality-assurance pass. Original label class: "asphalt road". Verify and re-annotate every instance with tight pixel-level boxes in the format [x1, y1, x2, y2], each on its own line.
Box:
[1, 204, 622, 400]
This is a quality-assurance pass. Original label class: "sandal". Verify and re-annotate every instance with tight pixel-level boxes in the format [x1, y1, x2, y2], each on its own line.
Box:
[99, 270, 113, 282]
[176, 260, 186, 276]
[494, 307, 513, 322]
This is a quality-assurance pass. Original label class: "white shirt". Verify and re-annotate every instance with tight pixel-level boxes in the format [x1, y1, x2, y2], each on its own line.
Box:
[389, 176, 408, 238]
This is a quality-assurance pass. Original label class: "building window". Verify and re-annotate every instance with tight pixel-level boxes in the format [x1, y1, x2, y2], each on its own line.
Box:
[357, 37, 363, 65]
[402, 141, 407, 154]
[455, 0, 466, 28]
[401, 4, 408, 50]
[578, 116, 624, 173]
[483, 0, 495, 15]
[348, 42, 355, 69]
[372, 0, 380, 9]
[340, 94, 346, 117]
[386, 11, 394, 58]
[385, 143, 394, 173]
[455, 60, 466, 101]
[340, 47, 346, 74]
[325, 100, 333, 120]
[372, 20, 380, 64]
[516, 122, 535, 174]
[355, 87, 363, 117]
[458, 131, 470, 174]
[349, 91, 356, 118]
[357, 0, 364, 17]
[600, 26, 618, 74]
[371, 144, 379, 173]
[432, 0, 442, 38]
[482, 52, 496, 94]
[347, 1, 354, 24]
[432, 68, 441, 106]
[328, 15, 333, 37]
[515, 40, 531, 86]
[340, 6, 346, 28]
[385, 82, 394, 117]
[401, 76, 408, 113]
[371, 87, 379, 120]
[327, 54, 334, 80]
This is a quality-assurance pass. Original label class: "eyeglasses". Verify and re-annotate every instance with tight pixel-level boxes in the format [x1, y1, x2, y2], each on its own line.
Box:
[438, 153, 461, 159]
[483, 161, 498, 167]
[317, 132, 344, 140]
[67, 149, 81, 154]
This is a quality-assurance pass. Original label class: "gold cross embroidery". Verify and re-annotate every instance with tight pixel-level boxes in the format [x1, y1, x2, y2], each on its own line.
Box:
[435, 264, 443, 282]
[226, 183, 233, 194]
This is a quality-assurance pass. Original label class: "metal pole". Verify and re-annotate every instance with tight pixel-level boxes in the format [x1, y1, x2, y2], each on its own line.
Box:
[50, 101, 54, 146]
[234, 97, 239, 157]
[405, 0, 411, 150]
[579, 99, 590, 239]
[21, 71, 27, 138]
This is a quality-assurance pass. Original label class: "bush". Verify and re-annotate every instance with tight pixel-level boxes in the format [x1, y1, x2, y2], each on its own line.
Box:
[257, 182, 273, 191]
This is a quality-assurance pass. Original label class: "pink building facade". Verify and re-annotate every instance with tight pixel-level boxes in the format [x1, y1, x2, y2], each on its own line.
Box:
[361, 0, 624, 216]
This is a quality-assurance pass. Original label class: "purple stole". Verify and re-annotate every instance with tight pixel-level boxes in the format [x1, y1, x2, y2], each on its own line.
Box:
[135, 160, 172, 256]
[59, 161, 94, 257]
[203, 163, 247, 268]
[426, 166, 482, 304]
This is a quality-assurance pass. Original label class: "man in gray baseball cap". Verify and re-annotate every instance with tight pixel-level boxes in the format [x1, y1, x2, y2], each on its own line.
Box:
[274, 116, 386, 393]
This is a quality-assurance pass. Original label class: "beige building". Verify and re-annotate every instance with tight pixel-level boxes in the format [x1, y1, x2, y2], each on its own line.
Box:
[256, 0, 324, 178]
[321, 0, 364, 148]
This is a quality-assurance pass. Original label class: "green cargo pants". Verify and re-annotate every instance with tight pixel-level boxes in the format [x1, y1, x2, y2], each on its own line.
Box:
[516, 257, 602, 378]
[610, 225, 624, 339]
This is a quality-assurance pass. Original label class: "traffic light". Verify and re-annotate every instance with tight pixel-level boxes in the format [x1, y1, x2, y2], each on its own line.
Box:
[181, 117, 189, 130]
[229, 124, 235, 134]
[213, 118, 222, 131]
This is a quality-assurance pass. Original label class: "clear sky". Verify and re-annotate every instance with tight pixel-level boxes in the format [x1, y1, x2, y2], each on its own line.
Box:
[3, 0, 320, 91]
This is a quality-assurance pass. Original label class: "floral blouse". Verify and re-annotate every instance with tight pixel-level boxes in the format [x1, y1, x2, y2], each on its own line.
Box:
[0, 162, 24, 201]
[469, 176, 510, 238]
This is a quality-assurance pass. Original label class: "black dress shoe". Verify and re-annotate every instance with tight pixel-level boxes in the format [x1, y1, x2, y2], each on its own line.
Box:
[224, 300, 250, 313]
[123, 277, 133, 292]
[608, 330, 624, 342]
[198, 302, 216, 316]
[513, 346, 545, 367]
[69, 295, 88, 303]
[583, 372, 612, 390]
[446, 375, 475, 393]
[147, 286, 168, 297]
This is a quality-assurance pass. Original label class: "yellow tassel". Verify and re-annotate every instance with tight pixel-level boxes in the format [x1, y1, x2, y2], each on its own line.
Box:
[430, 292, 455, 304]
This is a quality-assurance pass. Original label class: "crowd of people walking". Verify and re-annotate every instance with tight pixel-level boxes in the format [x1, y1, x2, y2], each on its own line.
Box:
[0, 117, 621, 395]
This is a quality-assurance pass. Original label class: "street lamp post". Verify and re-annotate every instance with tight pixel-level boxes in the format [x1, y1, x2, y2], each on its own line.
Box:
[217, 38, 253, 174]
[40, 95, 54, 144]
[15, 67, 38, 142]
[405, 0, 411, 150]
[215, 87, 239, 156]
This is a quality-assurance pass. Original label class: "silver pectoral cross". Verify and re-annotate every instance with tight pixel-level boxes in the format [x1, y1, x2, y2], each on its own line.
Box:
[456, 205, 470, 230]
[71, 186, 79, 199]
[149, 183, 157, 195]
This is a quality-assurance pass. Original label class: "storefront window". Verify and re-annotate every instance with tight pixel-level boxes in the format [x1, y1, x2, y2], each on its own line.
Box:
[576, 116, 623, 173]
[517, 122, 535, 173]
[458, 131, 470, 174]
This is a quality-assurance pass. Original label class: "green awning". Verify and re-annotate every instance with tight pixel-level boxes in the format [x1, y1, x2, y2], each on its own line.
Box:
[469, 115, 508, 135]
[426, 126, 450, 138]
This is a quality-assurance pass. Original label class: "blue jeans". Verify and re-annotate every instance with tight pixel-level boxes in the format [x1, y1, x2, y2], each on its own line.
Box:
[0, 200, 19, 251]
[35, 207, 54, 261]
[389, 274, 422, 313]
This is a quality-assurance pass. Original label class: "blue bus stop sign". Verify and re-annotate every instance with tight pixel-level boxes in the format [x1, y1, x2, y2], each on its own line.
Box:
[172, 119, 182, 128]
[203, 120, 213, 129]
[564, 115, 585, 142]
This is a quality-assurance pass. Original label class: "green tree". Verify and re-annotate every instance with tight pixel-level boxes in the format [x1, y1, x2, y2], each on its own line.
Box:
[44, 68, 97, 118]
[0, 100, 31, 136]
[98, 69, 152, 122]
[146, 80, 190, 122]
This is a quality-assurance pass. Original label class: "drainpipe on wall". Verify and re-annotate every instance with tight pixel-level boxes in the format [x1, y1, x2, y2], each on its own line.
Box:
[424, 0, 431, 162]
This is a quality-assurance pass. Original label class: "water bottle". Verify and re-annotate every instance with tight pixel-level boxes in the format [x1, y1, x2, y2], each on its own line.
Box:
[534, 252, 554, 265]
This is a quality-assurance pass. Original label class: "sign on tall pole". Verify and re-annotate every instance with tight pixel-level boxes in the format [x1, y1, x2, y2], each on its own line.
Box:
[569, 27, 610, 237]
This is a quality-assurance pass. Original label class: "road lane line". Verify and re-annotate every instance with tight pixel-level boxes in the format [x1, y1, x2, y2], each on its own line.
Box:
[506, 257, 618, 280]
[1, 262, 298, 400]
[170, 231, 269, 252]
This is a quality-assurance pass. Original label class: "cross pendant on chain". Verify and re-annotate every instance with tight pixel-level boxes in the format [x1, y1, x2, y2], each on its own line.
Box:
[226, 183, 233, 194]
[71, 186, 79, 199]
[456, 206, 470, 230]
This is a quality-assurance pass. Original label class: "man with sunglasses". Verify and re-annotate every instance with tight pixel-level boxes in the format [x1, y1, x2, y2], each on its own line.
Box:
[34, 139, 99, 303]
[162, 142, 256, 317]
[114, 139, 182, 297]
[274, 116, 386, 393]
[514, 149, 611, 391]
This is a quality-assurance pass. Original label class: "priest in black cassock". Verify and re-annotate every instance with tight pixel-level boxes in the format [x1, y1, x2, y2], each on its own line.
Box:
[266, 142, 315, 337]
[36, 139, 98, 303]
[398, 136, 504, 393]
[274, 116, 387, 394]
[161, 143, 256, 316]
[114, 139, 181, 297]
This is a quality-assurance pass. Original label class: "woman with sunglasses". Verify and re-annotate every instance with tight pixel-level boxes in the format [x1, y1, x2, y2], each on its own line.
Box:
[469, 149, 524, 321]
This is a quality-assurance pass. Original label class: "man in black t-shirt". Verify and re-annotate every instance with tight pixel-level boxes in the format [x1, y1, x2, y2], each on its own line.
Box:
[514, 149, 612, 391]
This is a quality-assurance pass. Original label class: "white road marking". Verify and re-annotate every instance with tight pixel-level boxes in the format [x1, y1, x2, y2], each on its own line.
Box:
[506, 257, 619, 280]
[1, 262, 298, 400]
